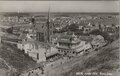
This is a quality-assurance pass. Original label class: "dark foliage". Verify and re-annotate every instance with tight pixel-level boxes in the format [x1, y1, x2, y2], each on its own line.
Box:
[6, 27, 13, 34]
[89, 29, 114, 42]
[68, 24, 79, 32]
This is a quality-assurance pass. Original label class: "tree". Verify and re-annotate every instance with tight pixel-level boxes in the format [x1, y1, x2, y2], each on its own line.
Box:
[6, 27, 13, 33]
[89, 29, 101, 35]
[68, 24, 79, 32]
[89, 29, 113, 42]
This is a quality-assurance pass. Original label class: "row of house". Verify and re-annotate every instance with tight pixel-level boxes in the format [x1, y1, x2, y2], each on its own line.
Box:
[0, 15, 49, 24]
[0, 16, 18, 23]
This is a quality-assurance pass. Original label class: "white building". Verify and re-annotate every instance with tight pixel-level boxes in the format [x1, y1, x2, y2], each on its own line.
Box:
[56, 33, 92, 56]
[17, 40, 58, 63]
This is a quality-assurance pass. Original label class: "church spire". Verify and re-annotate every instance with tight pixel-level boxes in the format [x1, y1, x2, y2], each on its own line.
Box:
[47, 5, 51, 42]
[48, 5, 50, 23]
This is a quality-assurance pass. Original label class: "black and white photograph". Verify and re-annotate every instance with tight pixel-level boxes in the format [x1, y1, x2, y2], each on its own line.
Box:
[0, 0, 119, 76]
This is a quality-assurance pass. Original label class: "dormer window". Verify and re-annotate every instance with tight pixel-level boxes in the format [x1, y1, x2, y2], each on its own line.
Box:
[42, 25, 44, 28]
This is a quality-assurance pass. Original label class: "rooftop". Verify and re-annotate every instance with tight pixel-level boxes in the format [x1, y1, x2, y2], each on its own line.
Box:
[57, 34, 80, 44]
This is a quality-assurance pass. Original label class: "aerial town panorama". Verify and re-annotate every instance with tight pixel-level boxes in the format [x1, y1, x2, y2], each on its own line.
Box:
[0, 1, 119, 76]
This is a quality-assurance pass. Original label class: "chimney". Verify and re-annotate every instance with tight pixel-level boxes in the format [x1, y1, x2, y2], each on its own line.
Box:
[31, 16, 35, 27]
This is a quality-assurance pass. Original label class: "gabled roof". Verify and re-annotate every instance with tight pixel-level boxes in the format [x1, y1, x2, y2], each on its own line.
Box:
[95, 35, 104, 40]
[91, 35, 105, 45]
[57, 34, 80, 44]
[18, 33, 27, 40]
[79, 36, 93, 42]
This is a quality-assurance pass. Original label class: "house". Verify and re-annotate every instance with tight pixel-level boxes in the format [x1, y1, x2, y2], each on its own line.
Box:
[56, 33, 92, 56]
[17, 32, 29, 50]
[82, 22, 100, 34]
[91, 35, 107, 49]
[83, 26, 91, 34]
[45, 44, 59, 60]
[51, 34, 61, 45]
[17, 40, 58, 63]
[22, 41, 46, 63]
[17, 40, 46, 62]
[23, 22, 53, 43]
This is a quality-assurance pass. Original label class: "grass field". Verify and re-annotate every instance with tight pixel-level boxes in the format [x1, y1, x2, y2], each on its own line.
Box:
[63, 39, 119, 76]
[0, 43, 38, 75]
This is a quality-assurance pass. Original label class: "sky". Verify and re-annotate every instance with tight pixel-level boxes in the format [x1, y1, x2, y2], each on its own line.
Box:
[0, 1, 119, 13]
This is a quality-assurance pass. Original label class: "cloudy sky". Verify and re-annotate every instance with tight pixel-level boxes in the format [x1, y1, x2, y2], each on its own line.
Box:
[0, 1, 119, 12]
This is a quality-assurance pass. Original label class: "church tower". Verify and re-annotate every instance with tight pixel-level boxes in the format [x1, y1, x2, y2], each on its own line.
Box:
[46, 6, 53, 43]
[35, 6, 53, 43]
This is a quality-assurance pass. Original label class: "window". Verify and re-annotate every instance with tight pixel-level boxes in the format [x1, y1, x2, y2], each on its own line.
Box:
[58, 49, 60, 52]
[37, 32, 44, 42]
[73, 51, 75, 54]
[37, 53, 39, 60]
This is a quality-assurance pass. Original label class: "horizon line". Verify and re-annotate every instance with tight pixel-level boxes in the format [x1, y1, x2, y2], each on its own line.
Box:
[0, 12, 119, 13]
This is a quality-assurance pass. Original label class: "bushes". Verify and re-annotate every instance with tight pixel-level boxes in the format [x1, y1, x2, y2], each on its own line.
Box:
[89, 29, 114, 42]
[68, 24, 79, 32]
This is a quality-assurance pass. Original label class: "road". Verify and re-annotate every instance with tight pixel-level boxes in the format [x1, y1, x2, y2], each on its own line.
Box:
[44, 51, 96, 76]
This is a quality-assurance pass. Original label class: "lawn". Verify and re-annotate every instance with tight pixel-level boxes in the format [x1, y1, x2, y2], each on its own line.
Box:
[0, 43, 38, 74]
